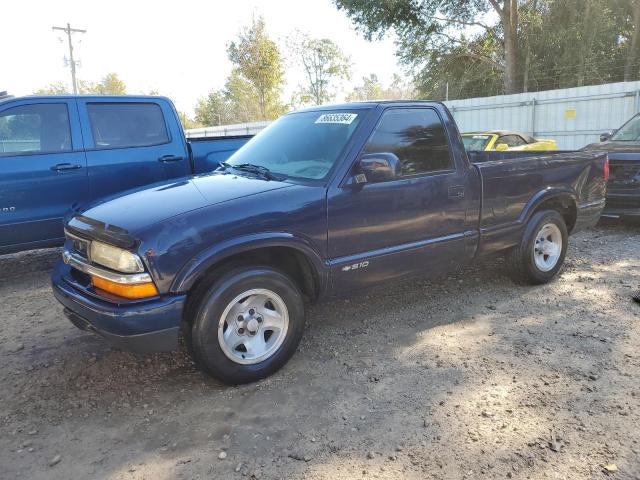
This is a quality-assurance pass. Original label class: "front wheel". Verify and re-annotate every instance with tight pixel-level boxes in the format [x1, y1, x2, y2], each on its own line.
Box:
[506, 209, 568, 285]
[189, 266, 305, 384]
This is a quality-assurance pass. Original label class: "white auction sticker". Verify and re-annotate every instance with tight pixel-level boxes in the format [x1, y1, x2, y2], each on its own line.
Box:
[315, 113, 358, 125]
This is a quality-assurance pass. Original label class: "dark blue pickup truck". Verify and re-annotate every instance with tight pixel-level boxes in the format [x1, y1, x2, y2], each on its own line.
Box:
[0, 94, 250, 254]
[52, 101, 608, 384]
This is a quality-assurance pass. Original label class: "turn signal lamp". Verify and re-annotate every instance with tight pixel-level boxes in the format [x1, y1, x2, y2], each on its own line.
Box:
[91, 276, 158, 299]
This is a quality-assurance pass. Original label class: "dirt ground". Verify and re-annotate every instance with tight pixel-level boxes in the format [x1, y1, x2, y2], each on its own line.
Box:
[1, 220, 639, 480]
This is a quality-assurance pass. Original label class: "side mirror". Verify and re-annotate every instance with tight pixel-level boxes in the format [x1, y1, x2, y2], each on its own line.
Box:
[494, 143, 509, 151]
[355, 152, 402, 184]
[600, 131, 614, 142]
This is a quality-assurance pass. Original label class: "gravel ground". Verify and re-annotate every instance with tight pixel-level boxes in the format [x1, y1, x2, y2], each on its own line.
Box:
[0, 220, 639, 480]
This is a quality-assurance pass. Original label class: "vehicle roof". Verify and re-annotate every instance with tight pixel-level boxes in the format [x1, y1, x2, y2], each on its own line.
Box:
[292, 99, 446, 113]
[0, 94, 171, 103]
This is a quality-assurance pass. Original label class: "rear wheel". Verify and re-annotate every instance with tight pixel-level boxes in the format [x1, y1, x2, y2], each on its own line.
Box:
[506, 209, 568, 285]
[188, 266, 305, 384]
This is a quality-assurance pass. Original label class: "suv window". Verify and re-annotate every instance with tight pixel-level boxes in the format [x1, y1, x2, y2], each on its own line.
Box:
[363, 108, 453, 176]
[0, 103, 71, 155]
[87, 103, 169, 149]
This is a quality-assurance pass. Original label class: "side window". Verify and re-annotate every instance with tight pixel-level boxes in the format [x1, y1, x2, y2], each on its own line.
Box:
[87, 103, 169, 149]
[498, 135, 525, 147]
[0, 103, 71, 155]
[363, 108, 453, 176]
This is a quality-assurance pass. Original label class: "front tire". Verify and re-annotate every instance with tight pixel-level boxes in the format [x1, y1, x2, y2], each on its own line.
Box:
[506, 209, 568, 285]
[189, 266, 305, 384]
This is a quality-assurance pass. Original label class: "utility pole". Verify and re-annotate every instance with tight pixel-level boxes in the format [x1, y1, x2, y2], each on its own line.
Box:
[52, 23, 86, 94]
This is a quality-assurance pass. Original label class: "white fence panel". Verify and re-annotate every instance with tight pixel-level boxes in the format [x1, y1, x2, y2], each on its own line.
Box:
[445, 81, 640, 149]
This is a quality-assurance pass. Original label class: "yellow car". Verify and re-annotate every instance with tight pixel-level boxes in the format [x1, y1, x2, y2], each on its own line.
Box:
[461, 131, 557, 152]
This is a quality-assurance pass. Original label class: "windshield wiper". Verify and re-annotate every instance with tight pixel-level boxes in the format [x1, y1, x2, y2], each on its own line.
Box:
[222, 162, 283, 181]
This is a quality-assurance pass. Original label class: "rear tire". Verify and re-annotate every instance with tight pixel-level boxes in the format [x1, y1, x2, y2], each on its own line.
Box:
[506, 209, 568, 285]
[188, 266, 305, 385]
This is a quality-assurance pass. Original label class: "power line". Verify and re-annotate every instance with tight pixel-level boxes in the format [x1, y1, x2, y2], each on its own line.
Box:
[52, 23, 86, 94]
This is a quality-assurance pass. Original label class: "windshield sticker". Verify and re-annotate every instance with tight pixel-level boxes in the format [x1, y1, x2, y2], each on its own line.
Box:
[315, 113, 358, 125]
[472, 135, 490, 139]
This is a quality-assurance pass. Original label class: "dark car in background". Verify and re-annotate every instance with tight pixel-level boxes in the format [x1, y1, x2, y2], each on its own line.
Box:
[584, 113, 640, 220]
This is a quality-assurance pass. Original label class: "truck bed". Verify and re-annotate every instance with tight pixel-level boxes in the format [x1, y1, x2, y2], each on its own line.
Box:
[189, 135, 252, 174]
[469, 149, 608, 255]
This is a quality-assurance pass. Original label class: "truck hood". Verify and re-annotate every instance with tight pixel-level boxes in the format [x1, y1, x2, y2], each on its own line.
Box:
[68, 172, 293, 243]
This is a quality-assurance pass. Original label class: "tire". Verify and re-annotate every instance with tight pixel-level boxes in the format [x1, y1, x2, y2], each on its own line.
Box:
[188, 266, 305, 385]
[505, 209, 568, 285]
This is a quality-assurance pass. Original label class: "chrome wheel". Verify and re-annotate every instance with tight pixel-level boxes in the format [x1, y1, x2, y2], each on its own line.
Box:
[533, 223, 562, 272]
[217, 288, 289, 365]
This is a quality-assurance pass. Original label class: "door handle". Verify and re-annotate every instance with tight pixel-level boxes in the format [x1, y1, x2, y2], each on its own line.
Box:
[158, 155, 184, 163]
[448, 185, 465, 199]
[51, 163, 82, 172]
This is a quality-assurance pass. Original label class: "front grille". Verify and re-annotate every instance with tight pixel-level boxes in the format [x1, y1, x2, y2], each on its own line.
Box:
[65, 231, 91, 260]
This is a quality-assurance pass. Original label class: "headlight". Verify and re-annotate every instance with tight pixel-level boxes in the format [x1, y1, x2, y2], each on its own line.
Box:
[90, 241, 144, 273]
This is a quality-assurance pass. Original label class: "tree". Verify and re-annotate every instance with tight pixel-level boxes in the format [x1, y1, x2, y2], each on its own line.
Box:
[346, 73, 417, 101]
[521, 0, 627, 91]
[624, 0, 640, 81]
[227, 16, 286, 119]
[178, 111, 201, 130]
[34, 82, 69, 95]
[291, 33, 351, 105]
[35, 73, 127, 95]
[334, 0, 520, 94]
[346, 74, 383, 101]
[82, 73, 127, 95]
[194, 71, 263, 126]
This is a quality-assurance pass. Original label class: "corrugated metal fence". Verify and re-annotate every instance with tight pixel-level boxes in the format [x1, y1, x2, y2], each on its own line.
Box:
[185, 82, 640, 150]
[445, 81, 640, 149]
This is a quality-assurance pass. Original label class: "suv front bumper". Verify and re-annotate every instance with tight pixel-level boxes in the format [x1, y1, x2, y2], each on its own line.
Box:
[52, 260, 186, 353]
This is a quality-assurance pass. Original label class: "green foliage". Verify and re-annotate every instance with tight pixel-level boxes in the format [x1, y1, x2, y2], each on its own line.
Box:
[227, 16, 286, 120]
[35, 73, 127, 96]
[334, 0, 518, 93]
[34, 82, 69, 95]
[520, 0, 631, 91]
[196, 17, 287, 126]
[335, 0, 640, 99]
[291, 33, 352, 106]
[82, 73, 127, 95]
[346, 73, 417, 101]
[178, 111, 202, 130]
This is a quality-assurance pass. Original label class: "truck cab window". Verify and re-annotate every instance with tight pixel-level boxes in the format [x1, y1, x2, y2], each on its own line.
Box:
[87, 103, 169, 149]
[363, 108, 453, 177]
[0, 104, 71, 155]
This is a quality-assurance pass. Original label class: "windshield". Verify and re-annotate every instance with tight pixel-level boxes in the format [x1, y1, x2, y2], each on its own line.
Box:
[461, 134, 492, 151]
[224, 110, 366, 181]
[611, 115, 640, 141]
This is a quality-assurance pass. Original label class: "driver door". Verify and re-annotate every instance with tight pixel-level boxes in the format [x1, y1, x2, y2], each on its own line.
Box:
[327, 107, 471, 292]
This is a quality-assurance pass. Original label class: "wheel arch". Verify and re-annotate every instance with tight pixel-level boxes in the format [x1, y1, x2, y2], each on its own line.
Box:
[171, 232, 328, 303]
[519, 188, 578, 233]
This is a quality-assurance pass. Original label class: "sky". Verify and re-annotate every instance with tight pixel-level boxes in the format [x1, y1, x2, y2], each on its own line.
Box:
[1, 0, 403, 116]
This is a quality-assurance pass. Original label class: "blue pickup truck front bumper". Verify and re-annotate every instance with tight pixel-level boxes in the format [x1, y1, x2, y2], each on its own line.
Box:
[51, 261, 186, 353]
